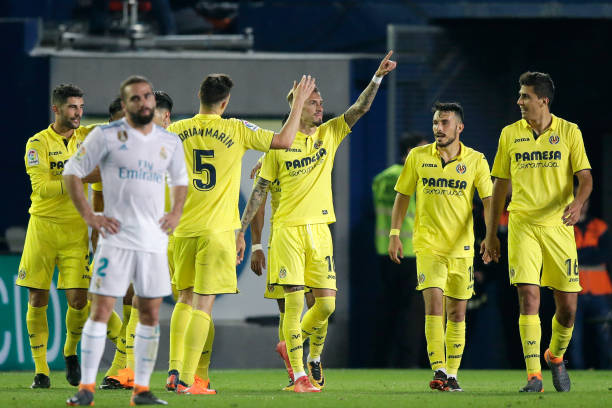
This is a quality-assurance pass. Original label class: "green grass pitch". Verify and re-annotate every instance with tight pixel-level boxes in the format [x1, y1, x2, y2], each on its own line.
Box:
[1, 369, 610, 407]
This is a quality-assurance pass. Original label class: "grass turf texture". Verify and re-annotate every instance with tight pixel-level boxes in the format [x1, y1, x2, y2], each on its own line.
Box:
[1, 369, 610, 407]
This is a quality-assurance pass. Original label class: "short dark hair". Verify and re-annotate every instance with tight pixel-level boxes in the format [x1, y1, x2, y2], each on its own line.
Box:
[52, 84, 83, 106]
[120, 75, 153, 101]
[199, 74, 233, 106]
[432, 101, 464, 123]
[108, 97, 123, 119]
[399, 132, 427, 156]
[155, 91, 173, 113]
[519, 71, 555, 108]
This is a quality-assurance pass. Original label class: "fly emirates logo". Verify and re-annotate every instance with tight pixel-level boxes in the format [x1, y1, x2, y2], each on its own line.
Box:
[119, 159, 164, 183]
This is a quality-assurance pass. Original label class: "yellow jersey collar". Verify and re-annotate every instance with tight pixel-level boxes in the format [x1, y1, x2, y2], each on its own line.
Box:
[195, 113, 221, 121]
[431, 141, 465, 160]
[47, 124, 74, 141]
[520, 114, 558, 132]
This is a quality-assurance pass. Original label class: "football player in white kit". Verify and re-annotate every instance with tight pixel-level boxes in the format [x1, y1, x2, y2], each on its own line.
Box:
[63, 76, 188, 406]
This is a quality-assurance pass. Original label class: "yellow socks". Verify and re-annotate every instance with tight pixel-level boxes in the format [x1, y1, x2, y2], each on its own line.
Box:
[301, 297, 335, 359]
[26, 304, 49, 376]
[106, 309, 122, 345]
[169, 302, 192, 372]
[64, 302, 90, 357]
[105, 306, 130, 377]
[425, 315, 445, 371]
[549, 314, 573, 358]
[519, 314, 541, 376]
[445, 320, 465, 376]
[278, 312, 285, 343]
[196, 318, 215, 381]
[126, 306, 139, 370]
[181, 310, 212, 386]
[283, 290, 305, 374]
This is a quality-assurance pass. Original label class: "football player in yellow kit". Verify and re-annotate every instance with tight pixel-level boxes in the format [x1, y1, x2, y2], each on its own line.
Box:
[166, 73, 316, 394]
[483, 72, 592, 393]
[238, 51, 397, 392]
[18, 84, 101, 388]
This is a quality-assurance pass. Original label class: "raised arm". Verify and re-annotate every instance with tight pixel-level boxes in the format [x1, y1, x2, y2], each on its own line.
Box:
[270, 75, 317, 149]
[344, 50, 397, 129]
[236, 177, 271, 264]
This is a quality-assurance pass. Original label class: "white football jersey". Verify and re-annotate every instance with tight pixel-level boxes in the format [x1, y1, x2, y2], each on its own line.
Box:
[64, 118, 188, 253]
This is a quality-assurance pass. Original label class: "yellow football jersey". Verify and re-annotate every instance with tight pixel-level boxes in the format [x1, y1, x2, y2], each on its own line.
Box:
[491, 115, 591, 226]
[259, 116, 351, 227]
[395, 142, 492, 258]
[253, 155, 281, 219]
[25, 124, 95, 222]
[168, 114, 274, 236]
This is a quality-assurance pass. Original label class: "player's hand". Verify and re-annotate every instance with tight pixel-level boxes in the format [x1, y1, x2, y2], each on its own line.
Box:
[85, 213, 120, 238]
[236, 231, 246, 265]
[159, 211, 181, 235]
[388, 235, 403, 264]
[562, 200, 583, 226]
[250, 161, 262, 179]
[480, 234, 500, 264]
[375, 50, 397, 77]
[250, 248, 266, 276]
[291, 75, 317, 106]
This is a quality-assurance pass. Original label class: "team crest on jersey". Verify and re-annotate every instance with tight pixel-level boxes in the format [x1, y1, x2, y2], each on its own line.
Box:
[75, 145, 86, 161]
[549, 133, 560, 145]
[279, 267, 287, 279]
[27, 149, 39, 166]
[18, 268, 26, 280]
[160, 146, 168, 159]
[117, 130, 128, 142]
[242, 120, 260, 132]
[267, 285, 275, 293]
[314, 140, 322, 149]
[456, 163, 467, 174]
[418, 273, 426, 284]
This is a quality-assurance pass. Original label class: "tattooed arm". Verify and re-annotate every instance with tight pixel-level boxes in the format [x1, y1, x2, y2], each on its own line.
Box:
[236, 177, 271, 264]
[344, 50, 397, 128]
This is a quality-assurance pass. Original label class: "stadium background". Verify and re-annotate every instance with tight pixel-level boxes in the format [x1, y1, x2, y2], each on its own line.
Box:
[1, 0, 609, 373]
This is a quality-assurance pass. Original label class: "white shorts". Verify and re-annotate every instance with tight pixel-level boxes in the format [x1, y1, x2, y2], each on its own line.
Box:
[90, 244, 172, 298]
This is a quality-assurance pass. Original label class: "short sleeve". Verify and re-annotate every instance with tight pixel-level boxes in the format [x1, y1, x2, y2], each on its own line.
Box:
[259, 150, 278, 183]
[491, 130, 510, 179]
[236, 120, 275, 152]
[332, 115, 352, 147]
[63, 127, 107, 178]
[474, 154, 493, 199]
[394, 150, 418, 196]
[166, 140, 188, 187]
[569, 126, 591, 173]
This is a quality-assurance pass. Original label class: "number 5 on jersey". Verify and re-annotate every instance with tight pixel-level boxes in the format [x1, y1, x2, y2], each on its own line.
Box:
[193, 149, 216, 191]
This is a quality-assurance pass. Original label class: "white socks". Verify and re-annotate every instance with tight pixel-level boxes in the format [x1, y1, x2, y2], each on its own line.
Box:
[80, 319, 108, 384]
[134, 323, 160, 387]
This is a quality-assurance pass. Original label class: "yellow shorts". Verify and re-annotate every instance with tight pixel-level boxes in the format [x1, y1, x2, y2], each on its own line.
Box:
[415, 251, 474, 300]
[173, 231, 238, 295]
[168, 234, 175, 279]
[268, 223, 336, 290]
[508, 215, 580, 292]
[17, 215, 90, 290]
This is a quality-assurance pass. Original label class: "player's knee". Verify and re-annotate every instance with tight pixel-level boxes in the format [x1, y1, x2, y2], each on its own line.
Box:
[66, 293, 88, 310]
[28, 289, 49, 308]
[315, 297, 335, 318]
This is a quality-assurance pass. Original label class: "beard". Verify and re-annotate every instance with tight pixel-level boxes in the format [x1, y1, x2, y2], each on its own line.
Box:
[435, 133, 457, 147]
[128, 108, 154, 126]
[60, 116, 80, 130]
